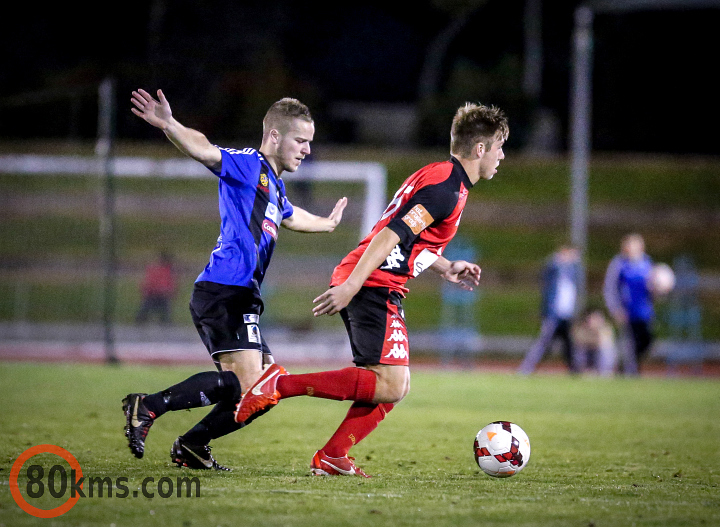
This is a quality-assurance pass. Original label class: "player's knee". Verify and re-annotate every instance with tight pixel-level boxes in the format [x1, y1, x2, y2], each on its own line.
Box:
[373, 385, 405, 404]
[372, 368, 410, 403]
[218, 370, 242, 400]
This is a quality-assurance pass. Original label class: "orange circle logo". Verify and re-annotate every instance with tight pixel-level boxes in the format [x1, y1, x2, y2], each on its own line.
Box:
[9, 444, 83, 518]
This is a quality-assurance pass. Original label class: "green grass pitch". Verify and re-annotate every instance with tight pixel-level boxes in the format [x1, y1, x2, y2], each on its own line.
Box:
[1, 361, 718, 526]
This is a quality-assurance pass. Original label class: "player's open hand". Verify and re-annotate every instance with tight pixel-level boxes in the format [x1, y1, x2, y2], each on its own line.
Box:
[443, 260, 481, 291]
[312, 282, 357, 317]
[326, 197, 348, 231]
[131, 89, 173, 129]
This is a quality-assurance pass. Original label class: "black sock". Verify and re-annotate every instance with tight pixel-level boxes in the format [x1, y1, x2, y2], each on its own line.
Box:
[181, 399, 246, 445]
[142, 371, 241, 417]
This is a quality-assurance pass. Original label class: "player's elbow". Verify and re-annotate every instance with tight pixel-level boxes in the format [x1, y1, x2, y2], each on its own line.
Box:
[191, 143, 222, 171]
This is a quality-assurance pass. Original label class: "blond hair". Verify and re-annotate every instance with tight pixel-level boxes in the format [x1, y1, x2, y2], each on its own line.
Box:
[450, 102, 509, 158]
[263, 98, 313, 135]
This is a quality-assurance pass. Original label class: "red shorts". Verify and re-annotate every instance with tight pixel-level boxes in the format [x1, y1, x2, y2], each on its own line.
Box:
[339, 286, 410, 366]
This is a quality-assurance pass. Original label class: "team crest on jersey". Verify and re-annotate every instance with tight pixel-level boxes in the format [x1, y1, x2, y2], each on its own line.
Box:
[257, 172, 270, 192]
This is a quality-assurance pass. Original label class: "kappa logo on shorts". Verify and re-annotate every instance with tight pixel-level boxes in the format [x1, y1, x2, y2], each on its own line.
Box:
[384, 343, 408, 359]
[390, 319, 404, 329]
[386, 329, 407, 343]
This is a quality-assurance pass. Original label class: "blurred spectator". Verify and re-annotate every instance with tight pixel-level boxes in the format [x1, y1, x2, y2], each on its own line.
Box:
[603, 233, 655, 375]
[135, 251, 177, 325]
[572, 307, 617, 376]
[518, 245, 581, 375]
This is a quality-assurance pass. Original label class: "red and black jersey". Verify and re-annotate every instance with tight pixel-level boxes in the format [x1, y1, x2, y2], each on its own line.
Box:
[331, 157, 473, 295]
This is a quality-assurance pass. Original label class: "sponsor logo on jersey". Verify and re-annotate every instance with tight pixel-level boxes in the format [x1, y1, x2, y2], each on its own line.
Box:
[243, 314, 259, 324]
[262, 219, 278, 240]
[402, 204, 434, 235]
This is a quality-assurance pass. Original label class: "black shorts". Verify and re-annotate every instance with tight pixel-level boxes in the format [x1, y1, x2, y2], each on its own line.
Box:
[629, 320, 654, 359]
[340, 286, 410, 366]
[189, 281, 271, 365]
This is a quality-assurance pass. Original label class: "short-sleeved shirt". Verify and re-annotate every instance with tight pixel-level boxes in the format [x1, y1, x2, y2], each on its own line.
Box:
[331, 156, 473, 295]
[195, 147, 294, 291]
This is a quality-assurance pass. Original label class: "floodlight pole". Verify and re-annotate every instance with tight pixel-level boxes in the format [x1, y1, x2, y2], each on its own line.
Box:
[97, 77, 119, 365]
[569, 5, 594, 308]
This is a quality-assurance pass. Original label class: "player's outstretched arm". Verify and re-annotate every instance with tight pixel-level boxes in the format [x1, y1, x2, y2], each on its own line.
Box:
[313, 227, 400, 317]
[430, 256, 481, 291]
[131, 88, 222, 171]
[281, 197, 347, 232]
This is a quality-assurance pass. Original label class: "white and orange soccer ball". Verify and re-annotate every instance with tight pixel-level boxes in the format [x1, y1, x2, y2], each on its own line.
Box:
[648, 263, 676, 296]
[474, 421, 531, 478]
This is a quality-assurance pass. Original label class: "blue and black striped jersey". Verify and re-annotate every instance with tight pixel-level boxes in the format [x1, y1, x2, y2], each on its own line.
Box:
[195, 147, 294, 291]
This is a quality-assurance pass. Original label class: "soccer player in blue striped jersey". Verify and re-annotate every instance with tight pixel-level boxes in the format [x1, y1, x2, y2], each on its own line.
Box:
[122, 89, 347, 469]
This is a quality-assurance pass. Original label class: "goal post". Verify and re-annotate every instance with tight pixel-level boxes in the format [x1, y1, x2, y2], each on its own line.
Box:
[0, 154, 387, 240]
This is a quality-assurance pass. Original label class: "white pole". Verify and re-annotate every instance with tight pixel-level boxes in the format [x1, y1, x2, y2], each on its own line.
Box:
[97, 77, 119, 365]
[523, 0, 543, 101]
[569, 5, 594, 306]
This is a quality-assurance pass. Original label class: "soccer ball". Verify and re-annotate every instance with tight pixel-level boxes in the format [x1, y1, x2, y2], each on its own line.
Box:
[648, 263, 676, 296]
[474, 421, 531, 478]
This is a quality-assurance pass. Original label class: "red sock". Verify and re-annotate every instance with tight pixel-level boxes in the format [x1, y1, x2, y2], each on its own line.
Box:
[276, 367, 376, 403]
[322, 402, 394, 458]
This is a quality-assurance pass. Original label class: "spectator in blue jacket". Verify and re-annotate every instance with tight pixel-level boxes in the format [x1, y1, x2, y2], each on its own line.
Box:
[603, 233, 655, 375]
[519, 245, 581, 374]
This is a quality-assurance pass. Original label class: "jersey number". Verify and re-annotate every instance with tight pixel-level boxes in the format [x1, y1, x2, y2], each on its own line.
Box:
[380, 184, 414, 221]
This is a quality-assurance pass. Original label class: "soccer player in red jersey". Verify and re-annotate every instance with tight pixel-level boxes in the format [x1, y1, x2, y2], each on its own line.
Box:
[236, 102, 509, 477]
